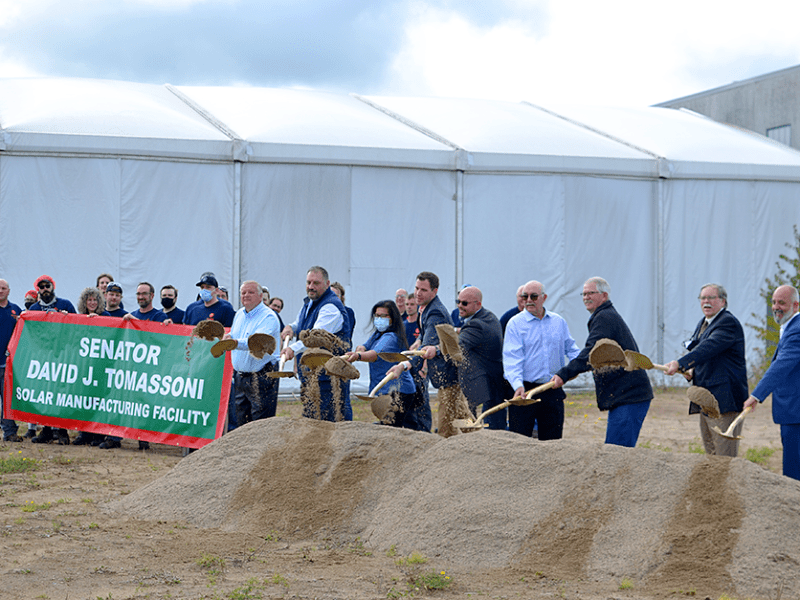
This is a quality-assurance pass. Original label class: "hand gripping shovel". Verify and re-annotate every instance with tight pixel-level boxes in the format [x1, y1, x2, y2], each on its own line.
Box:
[452, 381, 554, 431]
[377, 350, 426, 362]
[712, 405, 752, 439]
[266, 336, 295, 379]
[623, 350, 669, 373]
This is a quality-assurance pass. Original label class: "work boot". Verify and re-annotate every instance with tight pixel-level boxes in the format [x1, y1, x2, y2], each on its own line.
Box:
[138, 441, 150, 450]
[55, 430, 71, 445]
[72, 432, 94, 446]
[90, 436, 105, 447]
[98, 439, 121, 449]
[3, 434, 22, 442]
[23, 428, 37, 439]
[31, 427, 54, 444]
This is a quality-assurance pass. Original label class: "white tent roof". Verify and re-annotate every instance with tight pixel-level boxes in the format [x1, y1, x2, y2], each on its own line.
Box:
[3, 77, 800, 181]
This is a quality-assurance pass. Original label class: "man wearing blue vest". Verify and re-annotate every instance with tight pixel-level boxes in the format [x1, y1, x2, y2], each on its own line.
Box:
[281, 266, 351, 421]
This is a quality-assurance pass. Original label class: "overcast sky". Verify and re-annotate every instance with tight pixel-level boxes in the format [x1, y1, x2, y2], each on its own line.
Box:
[1, 0, 800, 107]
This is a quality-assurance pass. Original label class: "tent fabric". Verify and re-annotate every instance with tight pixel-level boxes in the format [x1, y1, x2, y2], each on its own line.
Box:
[3, 76, 800, 376]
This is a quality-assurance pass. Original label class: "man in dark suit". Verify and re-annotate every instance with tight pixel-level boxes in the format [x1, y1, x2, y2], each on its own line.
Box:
[745, 285, 800, 480]
[456, 286, 506, 429]
[388, 271, 471, 436]
[665, 283, 748, 456]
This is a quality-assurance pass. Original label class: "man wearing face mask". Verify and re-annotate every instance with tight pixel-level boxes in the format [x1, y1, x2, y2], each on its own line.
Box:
[159, 285, 184, 325]
[183, 272, 235, 328]
[28, 275, 75, 445]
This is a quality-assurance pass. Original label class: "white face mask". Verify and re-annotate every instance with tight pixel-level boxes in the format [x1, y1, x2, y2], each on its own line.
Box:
[374, 316, 391, 332]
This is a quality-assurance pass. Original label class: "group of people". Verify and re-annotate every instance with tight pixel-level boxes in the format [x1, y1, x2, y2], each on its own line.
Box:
[2, 267, 799, 481]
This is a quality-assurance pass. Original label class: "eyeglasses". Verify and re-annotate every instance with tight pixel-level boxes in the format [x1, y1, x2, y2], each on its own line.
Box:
[698, 295, 719, 301]
[457, 299, 473, 306]
[37, 282, 52, 290]
[581, 291, 600, 297]
[519, 293, 539, 301]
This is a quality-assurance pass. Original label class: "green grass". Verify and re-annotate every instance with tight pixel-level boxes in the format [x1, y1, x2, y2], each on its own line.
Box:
[0, 452, 40, 474]
[744, 446, 777, 465]
[688, 441, 706, 454]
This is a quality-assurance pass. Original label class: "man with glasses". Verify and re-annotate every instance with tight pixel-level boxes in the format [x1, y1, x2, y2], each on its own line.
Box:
[664, 283, 747, 456]
[28, 275, 75, 444]
[503, 280, 580, 439]
[456, 286, 506, 428]
[552, 277, 653, 447]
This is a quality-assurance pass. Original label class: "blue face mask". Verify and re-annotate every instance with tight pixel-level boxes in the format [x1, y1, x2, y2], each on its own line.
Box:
[374, 316, 391, 332]
[199, 288, 214, 303]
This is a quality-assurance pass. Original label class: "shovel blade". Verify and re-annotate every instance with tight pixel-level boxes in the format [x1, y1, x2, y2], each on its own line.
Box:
[711, 425, 741, 440]
[452, 418, 486, 431]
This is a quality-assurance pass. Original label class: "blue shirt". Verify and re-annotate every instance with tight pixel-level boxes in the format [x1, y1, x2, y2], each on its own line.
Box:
[162, 306, 185, 325]
[29, 298, 76, 313]
[0, 302, 22, 367]
[106, 307, 128, 318]
[364, 331, 416, 395]
[184, 299, 236, 327]
[131, 307, 168, 322]
[229, 302, 281, 373]
[503, 308, 580, 391]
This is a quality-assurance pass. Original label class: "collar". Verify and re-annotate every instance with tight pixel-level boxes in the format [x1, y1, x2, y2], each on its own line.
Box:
[522, 307, 548, 322]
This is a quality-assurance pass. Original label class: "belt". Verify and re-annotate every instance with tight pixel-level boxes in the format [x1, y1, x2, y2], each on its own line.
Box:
[236, 362, 276, 377]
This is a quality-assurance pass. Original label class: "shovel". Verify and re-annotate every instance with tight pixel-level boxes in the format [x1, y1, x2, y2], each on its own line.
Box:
[624, 350, 669, 373]
[686, 386, 721, 419]
[300, 348, 333, 369]
[453, 382, 552, 431]
[354, 370, 399, 402]
[589, 338, 627, 370]
[248, 333, 276, 359]
[266, 336, 295, 379]
[712, 405, 752, 439]
[377, 350, 426, 362]
[210, 338, 237, 358]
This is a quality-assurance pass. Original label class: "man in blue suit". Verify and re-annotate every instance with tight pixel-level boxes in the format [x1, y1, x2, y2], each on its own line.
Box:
[666, 283, 748, 457]
[745, 285, 800, 480]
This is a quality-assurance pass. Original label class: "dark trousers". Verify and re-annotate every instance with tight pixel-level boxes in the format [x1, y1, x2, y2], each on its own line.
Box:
[234, 363, 279, 425]
[508, 381, 566, 440]
[402, 370, 432, 432]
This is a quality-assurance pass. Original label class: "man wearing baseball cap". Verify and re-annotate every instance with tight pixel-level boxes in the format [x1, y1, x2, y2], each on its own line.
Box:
[183, 272, 235, 328]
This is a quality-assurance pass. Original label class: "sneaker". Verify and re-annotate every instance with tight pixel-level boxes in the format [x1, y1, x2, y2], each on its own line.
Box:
[3, 434, 23, 442]
[31, 427, 54, 444]
[72, 432, 94, 446]
[98, 439, 121, 449]
[23, 429, 37, 439]
[138, 441, 150, 450]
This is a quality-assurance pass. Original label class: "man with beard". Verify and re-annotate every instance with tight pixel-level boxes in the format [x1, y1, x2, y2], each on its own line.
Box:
[281, 266, 351, 421]
[29, 275, 75, 444]
[125, 283, 169, 323]
[104, 282, 127, 318]
[664, 283, 748, 457]
[745, 285, 800, 480]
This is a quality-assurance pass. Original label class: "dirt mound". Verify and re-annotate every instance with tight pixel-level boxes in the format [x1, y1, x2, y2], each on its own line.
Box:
[111, 417, 800, 599]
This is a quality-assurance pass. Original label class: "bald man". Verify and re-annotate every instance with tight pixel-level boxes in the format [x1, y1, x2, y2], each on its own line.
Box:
[456, 286, 506, 429]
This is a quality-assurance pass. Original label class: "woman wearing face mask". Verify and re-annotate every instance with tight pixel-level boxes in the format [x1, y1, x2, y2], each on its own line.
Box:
[344, 300, 416, 427]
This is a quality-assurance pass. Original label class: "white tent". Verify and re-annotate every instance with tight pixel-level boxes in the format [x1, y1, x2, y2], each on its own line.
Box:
[2, 76, 800, 376]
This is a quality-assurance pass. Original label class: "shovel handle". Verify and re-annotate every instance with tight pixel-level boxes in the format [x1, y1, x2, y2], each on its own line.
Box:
[369, 370, 398, 397]
[721, 404, 752, 436]
[525, 381, 556, 399]
[277, 336, 291, 372]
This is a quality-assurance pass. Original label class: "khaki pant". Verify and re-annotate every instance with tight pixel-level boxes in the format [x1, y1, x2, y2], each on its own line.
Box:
[699, 411, 743, 457]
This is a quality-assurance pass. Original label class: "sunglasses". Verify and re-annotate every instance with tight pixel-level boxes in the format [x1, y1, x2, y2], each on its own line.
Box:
[37, 281, 52, 290]
[457, 299, 472, 306]
[519, 293, 539, 301]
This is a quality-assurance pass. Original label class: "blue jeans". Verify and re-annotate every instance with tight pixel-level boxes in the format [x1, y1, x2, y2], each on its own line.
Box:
[780, 424, 800, 481]
[1, 366, 19, 438]
[605, 400, 651, 447]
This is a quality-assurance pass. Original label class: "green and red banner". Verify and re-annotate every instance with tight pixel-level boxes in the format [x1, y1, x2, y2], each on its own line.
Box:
[3, 311, 232, 449]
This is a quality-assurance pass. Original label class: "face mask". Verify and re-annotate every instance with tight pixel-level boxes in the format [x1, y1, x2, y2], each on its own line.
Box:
[374, 316, 391, 332]
[199, 288, 213, 303]
[161, 297, 175, 309]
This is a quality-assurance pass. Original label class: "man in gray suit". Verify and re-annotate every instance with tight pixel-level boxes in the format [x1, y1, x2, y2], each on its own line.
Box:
[456, 286, 506, 429]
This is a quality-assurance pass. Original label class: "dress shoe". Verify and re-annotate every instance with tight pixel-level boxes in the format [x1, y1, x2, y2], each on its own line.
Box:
[138, 441, 150, 450]
[23, 429, 37, 439]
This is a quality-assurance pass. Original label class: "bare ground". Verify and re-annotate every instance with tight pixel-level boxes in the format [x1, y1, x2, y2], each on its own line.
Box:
[0, 388, 789, 600]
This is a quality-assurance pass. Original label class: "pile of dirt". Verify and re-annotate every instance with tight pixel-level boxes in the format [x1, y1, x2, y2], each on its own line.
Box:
[111, 417, 800, 599]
